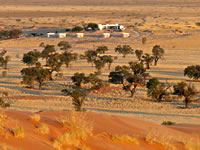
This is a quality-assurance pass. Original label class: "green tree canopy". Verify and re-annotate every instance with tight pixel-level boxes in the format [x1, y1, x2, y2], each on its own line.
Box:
[21, 67, 49, 89]
[146, 78, 171, 102]
[58, 41, 72, 51]
[184, 65, 200, 81]
[115, 45, 134, 58]
[152, 45, 165, 66]
[173, 82, 197, 108]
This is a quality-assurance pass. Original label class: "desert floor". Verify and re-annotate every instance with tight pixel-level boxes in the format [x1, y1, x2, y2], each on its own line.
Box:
[0, 0, 200, 149]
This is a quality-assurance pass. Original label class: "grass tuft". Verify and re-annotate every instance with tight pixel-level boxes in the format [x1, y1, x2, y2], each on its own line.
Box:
[111, 134, 139, 144]
[38, 123, 49, 134]
[13, 126, 24, 138]
[31, 114, 40, 122]
[54, 111, 93, 150]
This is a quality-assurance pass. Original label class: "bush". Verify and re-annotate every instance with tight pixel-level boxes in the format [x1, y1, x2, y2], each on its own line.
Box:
[1, 71, 7, 78]
[184, 65, 200, 81]
[31, 114, 40, 122]
[0, 99, 10, 109]
[195, 22, 200, 26]
[54, 112, 93, 149]
[87, 23, 98, 30]
[38, 123, 49, 134]
[13, 126, 24, 138]
[72, 26, 83, 32]
[162, 121, 176, 125]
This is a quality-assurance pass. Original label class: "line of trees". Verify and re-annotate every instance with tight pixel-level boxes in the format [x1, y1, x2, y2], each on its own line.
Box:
[21, 41, 78, 89]
[0, 29, 23, 40]
[19, 43, 199, 111]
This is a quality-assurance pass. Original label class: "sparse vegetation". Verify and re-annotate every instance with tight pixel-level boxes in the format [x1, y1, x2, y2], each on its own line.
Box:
[173, 82, 198, 108]
[62, 89, 87, 111]
[54, 112, 93, 149]
[115, 45, 134, 58]
[13, 126, 24, 138]
[38, 123, 49, 134]
[111, 134, 139, 144]
[147, 78, 171, 102]
[72, 26, 83, 32]
[31, 114, 40, 122]
[162, 121, 176, 125]
[0, 49, 11, 69]
[152, 45, 165, 66]
[184, 65, 200, 81]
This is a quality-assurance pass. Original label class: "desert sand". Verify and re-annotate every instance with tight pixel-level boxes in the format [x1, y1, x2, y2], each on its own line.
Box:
[0, 0, 200, 149]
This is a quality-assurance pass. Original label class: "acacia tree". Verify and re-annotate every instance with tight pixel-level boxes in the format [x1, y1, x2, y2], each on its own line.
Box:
[142, 37, 147, 45]
[0, 49, 11, 69]
[86, 73, 107, 90]
[21, 67, 49, 90]
[152, 45, 165, 66]
[47, 53, 63, 80]
[100, 55, 117, 70]
[94, 59, 106, 74]
[39, 42, 45, 48]
[96, 45, 108, 54]
[62, 88, 87, 111]
[146, 78, 171, 102]
[41, 45, 56, 66]
[58, 41, 72, 51]
[61, 52, 78, 68]
[135, 50, 143, 61]
[84, 50, 97, 66]
[71, 73, 87, 87]
[184, 65, 200, 81]
[141, 53, 154, 69]
[109, 62, 149, 97]
[173, 82, 197, 108]
[115, 45, 134, 58]
[22, 50, 41, 67]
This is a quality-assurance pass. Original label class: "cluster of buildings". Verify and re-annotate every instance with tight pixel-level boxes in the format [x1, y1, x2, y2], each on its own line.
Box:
[46, 32, 129, 38]
[25, 24, 129, 38]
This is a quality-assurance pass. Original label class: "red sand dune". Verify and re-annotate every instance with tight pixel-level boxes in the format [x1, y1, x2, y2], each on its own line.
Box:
[0, 109, 199, 150]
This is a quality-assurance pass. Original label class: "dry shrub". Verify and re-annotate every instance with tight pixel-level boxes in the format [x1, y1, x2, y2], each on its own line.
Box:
[31, 114, 40, 122]
[184, 135, 200, 150]
[0, 144, 11, 150]
[111, 134, 139, 144]
[54, 111, 93, 150]
[145, 130, 177, 150]
[38, 123, 49, 134]
[0, 112, 8, 137]
[13, 126, 24, 138]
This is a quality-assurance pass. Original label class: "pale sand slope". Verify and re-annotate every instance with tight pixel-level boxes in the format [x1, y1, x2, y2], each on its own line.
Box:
[0, 109, 199, 150]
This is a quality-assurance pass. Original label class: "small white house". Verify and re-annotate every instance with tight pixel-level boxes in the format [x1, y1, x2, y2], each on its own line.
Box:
[121, 33, 130, 38]
[56, 33, 66, 38]
[103, 33, 110, 38]
[76, 33, 84, 38]
[98, 24, 124, 30]
[47, 33, 56, 38]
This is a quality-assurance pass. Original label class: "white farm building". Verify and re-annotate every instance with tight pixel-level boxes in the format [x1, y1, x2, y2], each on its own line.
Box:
[98, 24, 124, 30]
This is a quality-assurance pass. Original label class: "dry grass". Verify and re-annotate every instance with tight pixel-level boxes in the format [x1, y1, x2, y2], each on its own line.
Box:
[37, 123, 49, 134]
[31, 114, 40, 122]
[13, 126, 24, 138]
[54, 111, 93, 150]
[145, 130, 177, 150]
[111, 134, 139, 144]
[184, 135, 200, 150]
[0, 111, 8, 137]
